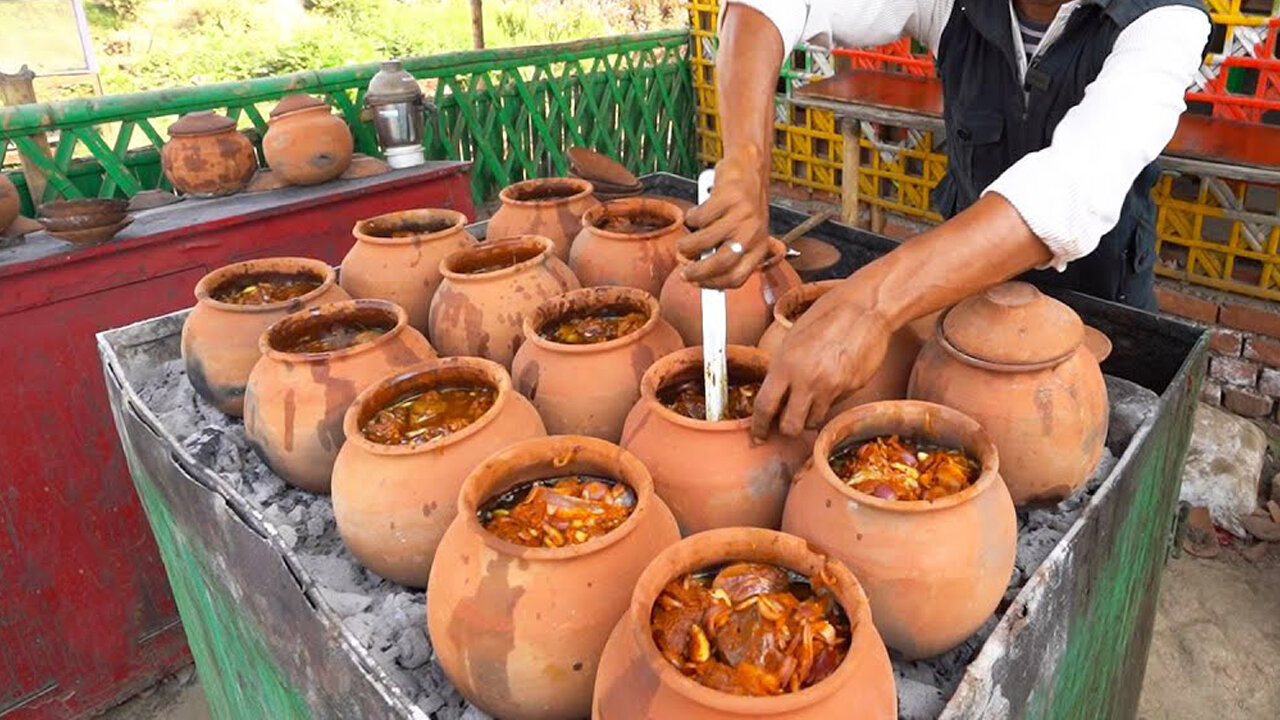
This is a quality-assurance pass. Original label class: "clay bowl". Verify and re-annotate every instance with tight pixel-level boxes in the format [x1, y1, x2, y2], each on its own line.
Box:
[570, 198, 686, 297]
[37, 198, 128, 218]
[592, 527, 897, 719]
[1084, 325, 1113, 363]
[511, 286, 684, 442]
[781, 400, 1017, 659]
[620, 345, 811, 534]
[332, 357, 546, 587]
[567, 146, 639, 188]
[427, 435, 682, 720]
[39, 209, 129, 232]
[182, 256, 350, 416]
[786, 236, 842, 278]
[486, 177, 599, 260]
[47, 218, 133, 245]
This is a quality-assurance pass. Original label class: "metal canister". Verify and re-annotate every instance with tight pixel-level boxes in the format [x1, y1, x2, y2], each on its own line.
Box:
[364, 60, 429, 168]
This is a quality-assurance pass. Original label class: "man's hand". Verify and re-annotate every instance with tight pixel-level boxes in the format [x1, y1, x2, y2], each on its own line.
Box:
[680, 146, 771, 289]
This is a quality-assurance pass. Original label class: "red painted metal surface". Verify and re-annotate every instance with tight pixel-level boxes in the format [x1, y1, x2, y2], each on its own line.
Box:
[0, 163, 473, 719]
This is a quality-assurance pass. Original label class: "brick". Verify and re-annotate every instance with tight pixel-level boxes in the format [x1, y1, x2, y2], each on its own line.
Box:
[1220, 301, 1280, 339]
[1223, 387, 1275, 418]
[1201, 379, 1222, 405]
[1210, 329, 1244, 356]
[1244, 336, 1280, 368]
[1156, 286, 1219, 324]
[1209, 356, 1259, 387]
[1260, 368, 1280, 397]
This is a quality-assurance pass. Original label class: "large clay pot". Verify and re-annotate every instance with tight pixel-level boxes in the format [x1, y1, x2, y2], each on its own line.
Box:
[908, 282, 1109, 505]
[782, 400, 1017, 659]
[244, 299, 435, 492]
[569, 198, 685, 296]
[262, 94, 354, 186]
[161, 111, 257, 196]
[332, 357, 545, 587]
[592, 527, 897, 719]
[0, 174, 19, 231]
[620, 345, 811, 534]
[486, 177, 599, 260]
[659, 239, 802, 346]
[427, 435, 681, 720]
[511, 287, 684, 442]
[428, 235, 580, 369]
[340, 208, 476, 336]
[182, 257, 350, 416]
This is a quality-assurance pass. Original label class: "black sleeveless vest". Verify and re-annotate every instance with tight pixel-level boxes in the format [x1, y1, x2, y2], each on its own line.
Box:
[934, 0, 1205, 309]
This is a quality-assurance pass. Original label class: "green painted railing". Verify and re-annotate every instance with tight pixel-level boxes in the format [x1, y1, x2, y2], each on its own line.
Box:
[0, 30, 695, 213]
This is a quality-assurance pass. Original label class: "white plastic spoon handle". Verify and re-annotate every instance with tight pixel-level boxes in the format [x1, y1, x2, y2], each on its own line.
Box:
[697, 169, 728, 422]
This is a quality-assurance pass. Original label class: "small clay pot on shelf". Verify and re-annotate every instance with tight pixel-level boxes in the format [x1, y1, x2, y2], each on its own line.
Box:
[161, 111, 258, 196]
[262, 94, 355, 186]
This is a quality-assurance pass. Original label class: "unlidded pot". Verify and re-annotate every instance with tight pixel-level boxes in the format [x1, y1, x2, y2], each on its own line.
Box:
[592, 527, 897, 719]
[511, 286, 684, 442]
[243, 299, 436, 492]
[340, 208, 476, 337]
[781, 400, 1017, 659]
[486, 177, 599, 260]
[262, 94, 354, 186]
[161, 111, 258, 196]
[620, 345, 811, 534]
[428, 235, 580, 369]
[660, 239, 802, 346]
[427, 435, 681, 720]
[569, 198, 685, 296]
[908, 282, 1108, 505]
[332, 357, 545, 587]
[182, 257, 350, 416]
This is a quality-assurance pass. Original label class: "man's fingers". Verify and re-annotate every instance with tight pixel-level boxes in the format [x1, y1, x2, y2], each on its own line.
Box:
[678, 224, 732, 259]
[778, 387, 813, 437]
[684, 191, 734, 229]
[689, 243, 768, 289]
[752, 371, 788, 440]
[806, 392, 834, 430]
[683, 240, 751, 284]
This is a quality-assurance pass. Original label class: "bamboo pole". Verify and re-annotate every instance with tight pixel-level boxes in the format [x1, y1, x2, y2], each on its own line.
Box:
[471, 0, 485, 50]
[0, 65, 50, 204]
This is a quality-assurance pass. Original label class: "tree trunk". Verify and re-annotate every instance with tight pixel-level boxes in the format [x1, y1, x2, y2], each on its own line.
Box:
[470, 0, 485, 50]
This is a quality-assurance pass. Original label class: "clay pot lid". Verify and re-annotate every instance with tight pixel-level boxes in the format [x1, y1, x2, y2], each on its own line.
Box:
[940, 282, 1083, 367]
[169, 111, 236, 137]
[270, 94, 327, 118]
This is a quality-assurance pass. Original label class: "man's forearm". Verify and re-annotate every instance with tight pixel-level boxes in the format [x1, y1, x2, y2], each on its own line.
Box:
[716, 5, 784, 176]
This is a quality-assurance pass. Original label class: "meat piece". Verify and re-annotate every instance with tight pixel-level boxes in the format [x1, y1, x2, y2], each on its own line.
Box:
[712, 563, 791, 604]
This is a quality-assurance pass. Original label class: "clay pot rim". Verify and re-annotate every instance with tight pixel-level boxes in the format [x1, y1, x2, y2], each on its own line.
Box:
[497, 177, 595, 208]
[341, 356, 513, 456]
[194, 256, 339, 314]
[675, 237, 787, 269]
[520, 286, 663, 355]
[456, 434, 659, 560]
[638, 345, 767, 431]
[626, 527, 876, 713]
[770, 279, 843, 331]
[934, 307, 1077, 373]
[259, 298, 411, 363]
[810, 400, 1002, 513]
[580, 198, 684, 241]
[352, 208, 468, 247]
[439, 235, 554, 281]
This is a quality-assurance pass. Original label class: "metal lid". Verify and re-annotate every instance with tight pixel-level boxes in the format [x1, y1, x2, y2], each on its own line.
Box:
[270, 94, 327, 118]
[940, 282, 1084, 367]
[168, 111, 236, 137]
[365, 60, 424, 105]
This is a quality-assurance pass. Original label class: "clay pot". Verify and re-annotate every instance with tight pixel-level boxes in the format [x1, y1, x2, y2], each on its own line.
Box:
[0, 174, 18, 232]
[262, 94, 355, 186]
[243, 299, 436, 492]
[427, 435, 681, 720]
[332, 357, 545, 587]
[569, 198, 684, 295]
[340, 209, 476, 336]
[620, 345, 811, 534]
[781, 400, 1017, 659]
[428, 235, 580, 369]
[659, 239, 803, 346]
[161, 111, 258, 196]
[511, 287, 684, 442]
[908, 282, 1109, 505]
[182, 257, 350, 416]
[486, 178, 599, 260]
[592, 527, 897, 719]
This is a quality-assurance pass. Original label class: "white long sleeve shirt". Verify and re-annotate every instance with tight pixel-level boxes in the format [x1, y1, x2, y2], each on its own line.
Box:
[725, 0, 1209, 269]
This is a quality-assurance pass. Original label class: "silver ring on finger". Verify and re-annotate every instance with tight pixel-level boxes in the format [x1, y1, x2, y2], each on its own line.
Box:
[727, 241, 745, 255]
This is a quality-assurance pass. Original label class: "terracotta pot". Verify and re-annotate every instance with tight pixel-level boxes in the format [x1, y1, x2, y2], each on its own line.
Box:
[428, 235, 581, 369]
[781, 400, 1016, 659]
[332, 357, 545, 587]
[182, 257, 350, 416]
[659, 239, 802, 346]
[908, 282, 1109, 505]
[243, 299, 436, 492]
[341, 209, 476, 336]
[1, 175, 23, 231]
[262, 94, 355, 186]
[511, 287, 684, 442]
[427, 435, 681, 720]
[486, 178, 599, 260]
[161, 111, 258, 196]
[569, 198, 685, 296]
[592, 527, 897, 719]
[620, 345, 811, 534]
